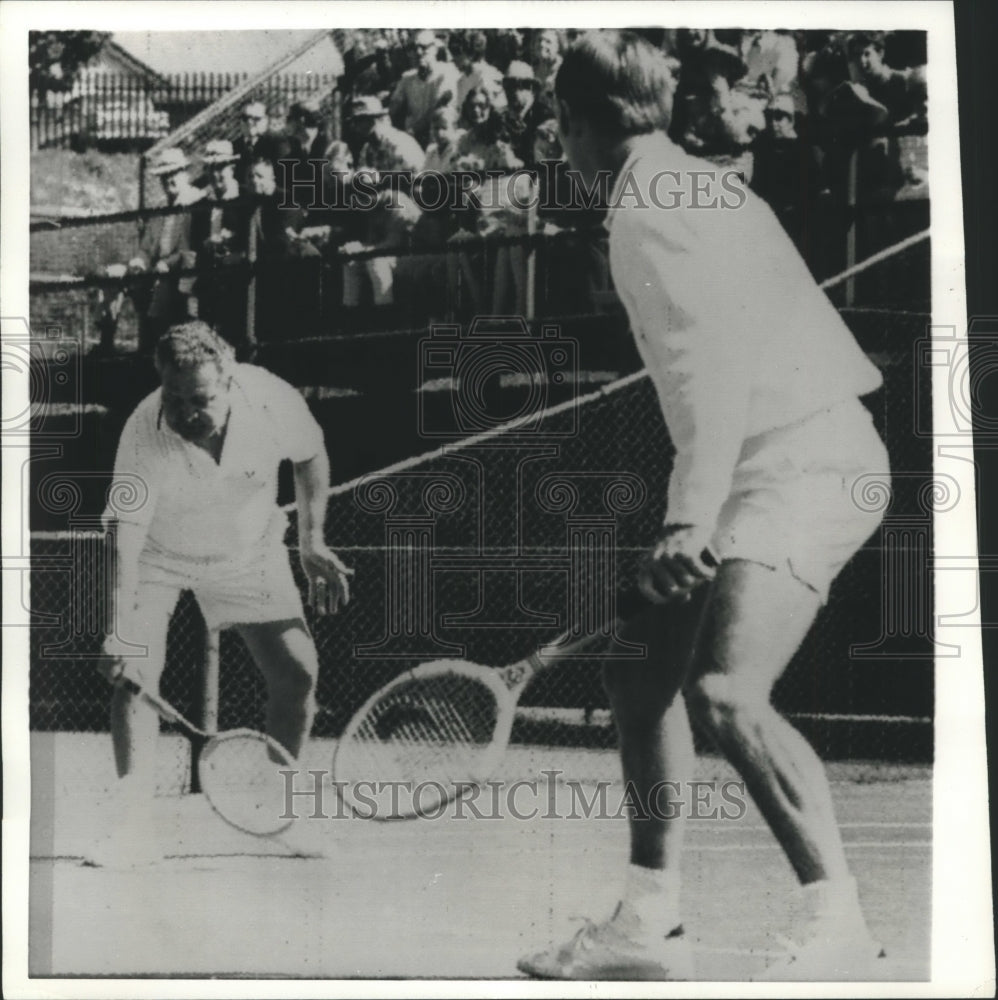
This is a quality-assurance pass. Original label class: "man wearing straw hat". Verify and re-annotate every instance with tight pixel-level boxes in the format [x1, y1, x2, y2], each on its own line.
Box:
[350, 94, 425, 177]
[194, 139, 252, 359]
[518, 30, 889, 982]
[105, 148, 207, 353]
[497, 60, 555, 168]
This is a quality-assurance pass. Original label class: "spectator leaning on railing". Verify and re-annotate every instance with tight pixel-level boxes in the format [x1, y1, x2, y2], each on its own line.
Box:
[351, 94, 425, 180]
[103, 148, 207, 354]
[193, 139, 252, 360]
[850, 32, 927, 128]
[247, 157, 319, 343]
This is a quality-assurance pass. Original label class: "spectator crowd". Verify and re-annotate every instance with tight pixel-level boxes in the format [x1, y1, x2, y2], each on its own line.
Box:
[103, 27, 928, 357]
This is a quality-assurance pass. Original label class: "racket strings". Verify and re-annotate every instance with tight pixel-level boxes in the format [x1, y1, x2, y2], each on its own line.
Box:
[198, 732, 296, 836]
[337, 674, 501, 815]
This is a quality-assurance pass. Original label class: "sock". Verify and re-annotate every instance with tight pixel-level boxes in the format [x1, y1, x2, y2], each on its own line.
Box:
[615, 863, 682, 937]
[800, 876, 865, 926]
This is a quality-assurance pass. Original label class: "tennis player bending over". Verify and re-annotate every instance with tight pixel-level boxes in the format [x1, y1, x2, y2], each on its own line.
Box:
[518, 32, 889, 981]
[96, 321, 351, 865]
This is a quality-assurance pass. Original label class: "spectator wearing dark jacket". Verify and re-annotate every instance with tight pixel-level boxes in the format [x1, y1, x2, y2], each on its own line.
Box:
[247, 158, 319, 343]
[194, 139, 252, 358]
[281, 103, 332, 211]
[750, 95, 826, 262]
[234, 101, 294, 195]
[497, 61, 555, 168]
[289, 104, 332, 163]
[852, 32, 927, 127]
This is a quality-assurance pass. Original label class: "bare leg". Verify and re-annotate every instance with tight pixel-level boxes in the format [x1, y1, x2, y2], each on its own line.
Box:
[604, 598, 704, 871]
[684, 560, 850, 884]
[516, 598, 705, 978]
[107, 587, 174, 785]
[235, 618, 318, 758]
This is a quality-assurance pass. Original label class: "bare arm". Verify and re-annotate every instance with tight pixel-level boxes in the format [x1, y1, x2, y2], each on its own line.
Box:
[293, 450, 331, 555]
[99, 414, 157, 679]
[293, 450, 353, 614]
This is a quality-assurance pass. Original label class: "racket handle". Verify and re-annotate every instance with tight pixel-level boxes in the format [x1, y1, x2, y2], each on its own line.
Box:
[533, 557, 717, 665]
[122, 678, 198, 732]
[531, 588, 648, 664]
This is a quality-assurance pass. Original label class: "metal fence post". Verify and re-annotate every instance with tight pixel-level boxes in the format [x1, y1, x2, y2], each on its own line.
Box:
[845, 146, 859, 307]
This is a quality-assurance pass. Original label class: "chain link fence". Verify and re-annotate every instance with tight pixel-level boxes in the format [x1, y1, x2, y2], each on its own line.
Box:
[28, 265, 935, 768]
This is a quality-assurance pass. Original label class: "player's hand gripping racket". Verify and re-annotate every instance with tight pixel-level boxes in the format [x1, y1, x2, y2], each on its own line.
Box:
[120, 678, 296, 837]
[333, 591, 651, 820]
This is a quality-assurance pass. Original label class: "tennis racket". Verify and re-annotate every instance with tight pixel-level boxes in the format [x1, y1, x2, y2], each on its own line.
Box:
[122, 679, 297, 837]
[332, 590, 650, 820]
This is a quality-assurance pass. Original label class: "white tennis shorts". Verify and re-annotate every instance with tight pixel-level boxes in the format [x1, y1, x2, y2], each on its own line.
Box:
[108, 537, 305, 682]
[710, 398, 889, 603]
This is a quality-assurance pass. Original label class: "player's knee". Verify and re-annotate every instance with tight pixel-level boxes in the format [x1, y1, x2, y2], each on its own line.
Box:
[686, 672, 766, 739]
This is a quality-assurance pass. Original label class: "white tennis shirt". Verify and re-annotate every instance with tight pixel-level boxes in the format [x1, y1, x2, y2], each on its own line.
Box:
[104, 364, 324, 562]
[605, 132, 883, 532]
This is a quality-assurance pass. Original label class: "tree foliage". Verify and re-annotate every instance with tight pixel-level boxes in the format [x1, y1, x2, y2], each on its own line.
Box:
[30, 31, 111, 93]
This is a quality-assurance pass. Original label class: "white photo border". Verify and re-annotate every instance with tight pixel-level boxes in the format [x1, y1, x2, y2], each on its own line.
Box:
[2, 2, 991, 997]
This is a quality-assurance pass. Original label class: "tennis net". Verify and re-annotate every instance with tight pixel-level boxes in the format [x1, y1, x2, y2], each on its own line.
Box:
[26, 229, 935, 788]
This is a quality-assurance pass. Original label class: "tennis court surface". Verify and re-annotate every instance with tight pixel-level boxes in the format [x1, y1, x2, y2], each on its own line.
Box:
[30, 731, 930, 980]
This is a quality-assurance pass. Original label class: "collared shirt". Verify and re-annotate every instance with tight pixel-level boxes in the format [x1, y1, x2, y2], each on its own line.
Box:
[605, 132, 883, 531]
[104, 364, 324, 563]
[357, 124, 426, 175]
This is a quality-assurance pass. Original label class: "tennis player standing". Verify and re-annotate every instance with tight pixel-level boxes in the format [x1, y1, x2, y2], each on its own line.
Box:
[96, 321, 351, 865]
[518, 31, 889, 981]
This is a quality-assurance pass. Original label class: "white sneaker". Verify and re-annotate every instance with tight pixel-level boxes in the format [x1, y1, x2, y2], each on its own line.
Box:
[759, 920, 886, 981]
[517, 913, 693, 981]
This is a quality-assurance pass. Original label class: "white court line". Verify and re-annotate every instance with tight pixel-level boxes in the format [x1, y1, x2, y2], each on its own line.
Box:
[690, 841, 930, 852]
[696, 945, 784, 960]
[31, 840, 932, 863]
[695, 821, 932, 832]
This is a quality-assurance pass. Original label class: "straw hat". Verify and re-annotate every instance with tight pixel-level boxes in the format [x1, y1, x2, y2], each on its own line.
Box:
[349, 94, 389, 118]
[201, 139, 240, 166]
[149, 148, 191, 176]
[503, 60, 540, 88]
